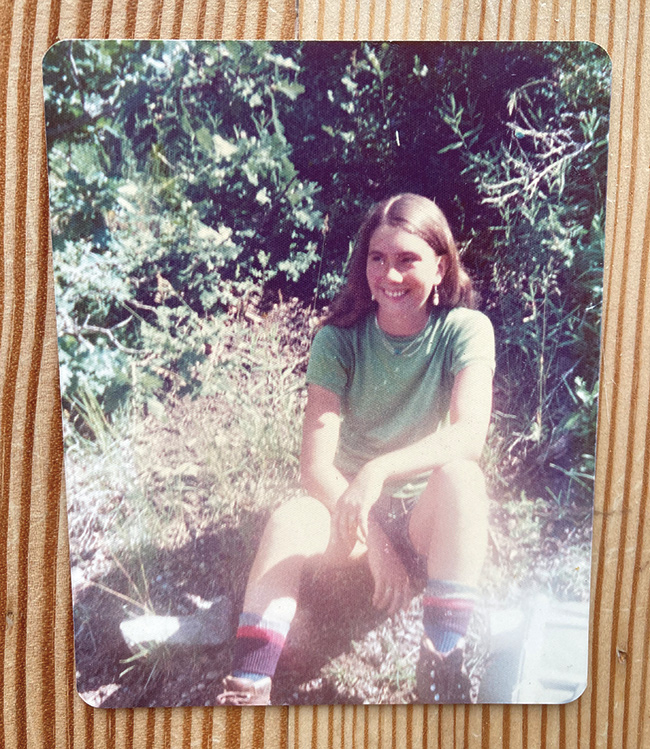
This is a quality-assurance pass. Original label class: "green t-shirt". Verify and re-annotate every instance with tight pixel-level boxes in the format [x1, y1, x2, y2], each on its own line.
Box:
[305, 307, 496, 499]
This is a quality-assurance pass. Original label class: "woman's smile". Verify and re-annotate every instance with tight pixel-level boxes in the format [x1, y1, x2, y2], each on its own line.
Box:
[381, 287, 408, 299]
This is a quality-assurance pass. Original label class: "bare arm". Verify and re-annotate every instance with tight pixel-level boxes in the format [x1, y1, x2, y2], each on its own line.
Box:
[299, 384, 349, 513]
[300, 384, 412, 606]
[336, 362, 494, 541]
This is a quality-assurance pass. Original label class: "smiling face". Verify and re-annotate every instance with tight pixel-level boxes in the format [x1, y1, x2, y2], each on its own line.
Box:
[366, 223, 448, 335]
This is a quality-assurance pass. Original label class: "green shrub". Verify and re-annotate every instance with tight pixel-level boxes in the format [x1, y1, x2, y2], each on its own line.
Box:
[46, 41, 609, 511]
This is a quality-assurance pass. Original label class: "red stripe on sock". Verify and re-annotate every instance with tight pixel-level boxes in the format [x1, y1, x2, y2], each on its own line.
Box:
[422, 596, 475, 610]
[235, 626, 286, 647]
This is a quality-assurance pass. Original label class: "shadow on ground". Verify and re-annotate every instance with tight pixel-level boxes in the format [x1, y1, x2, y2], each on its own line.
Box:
[72, 510, 261, 708]
[71, 514, 387, 708]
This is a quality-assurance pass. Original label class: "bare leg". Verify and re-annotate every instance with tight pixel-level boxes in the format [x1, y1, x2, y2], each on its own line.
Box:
[242, 496, 364, 623]
[218, 496, 366, 704]
[407, 459, 488, 585]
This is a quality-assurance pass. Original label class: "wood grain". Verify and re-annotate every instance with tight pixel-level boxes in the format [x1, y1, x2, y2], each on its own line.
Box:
[1, 0, 648, 746]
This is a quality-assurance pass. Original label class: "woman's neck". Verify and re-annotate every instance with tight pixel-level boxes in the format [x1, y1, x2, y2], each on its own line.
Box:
[375, 309, 430, 337]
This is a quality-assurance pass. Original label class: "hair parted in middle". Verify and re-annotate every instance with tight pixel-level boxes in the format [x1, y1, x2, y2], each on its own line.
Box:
[323, 193, 476, 329]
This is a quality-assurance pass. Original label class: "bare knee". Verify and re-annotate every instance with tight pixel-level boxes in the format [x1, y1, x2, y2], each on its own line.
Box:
[263, 495, 332, 554]
[268, 495, 331, 533]
[431, 460, 487, 509]
[409, 460, 487, 552]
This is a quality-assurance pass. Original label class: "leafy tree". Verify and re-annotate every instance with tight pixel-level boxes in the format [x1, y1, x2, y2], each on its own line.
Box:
[45, 40, 610, 507]
[45, 41, 324, 402]
[436, 43, 610, 501]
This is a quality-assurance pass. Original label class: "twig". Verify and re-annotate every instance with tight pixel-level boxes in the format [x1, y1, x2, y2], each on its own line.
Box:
[78, 324, 142, 355]
[87, 580, 152, 613]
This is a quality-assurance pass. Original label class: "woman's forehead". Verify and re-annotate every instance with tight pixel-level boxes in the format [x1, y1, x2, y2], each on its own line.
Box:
[368, 224, 434, 254]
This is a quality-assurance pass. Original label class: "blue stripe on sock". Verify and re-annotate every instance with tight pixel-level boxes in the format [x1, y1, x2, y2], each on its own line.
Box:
[233, 670, 268, 682]
[423, 579, 478, 653]
[430, 629, 463, 653]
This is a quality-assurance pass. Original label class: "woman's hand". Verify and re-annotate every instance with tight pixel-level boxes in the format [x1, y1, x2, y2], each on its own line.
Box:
[334, 464, 385, 544]
[367, 519, 413, 616]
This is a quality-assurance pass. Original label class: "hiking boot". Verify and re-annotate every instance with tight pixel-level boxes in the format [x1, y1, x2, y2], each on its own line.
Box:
[416, 637, 477, 704]
[216, 675, 272, 706]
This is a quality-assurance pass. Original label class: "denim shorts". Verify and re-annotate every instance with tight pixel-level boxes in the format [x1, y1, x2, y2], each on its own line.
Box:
[368, 491, 428, 586]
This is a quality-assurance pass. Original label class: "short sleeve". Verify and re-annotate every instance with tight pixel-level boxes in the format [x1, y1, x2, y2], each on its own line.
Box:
[306, 325, 352, 397]
[448, 309, 496, 376]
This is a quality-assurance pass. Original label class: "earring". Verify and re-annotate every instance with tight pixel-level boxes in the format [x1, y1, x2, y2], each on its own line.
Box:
[433, 285, 439, 306]
[371, 293, 376, 302]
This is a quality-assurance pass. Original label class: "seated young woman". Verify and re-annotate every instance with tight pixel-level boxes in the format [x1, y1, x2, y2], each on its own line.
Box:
[217, 193, 495, 705]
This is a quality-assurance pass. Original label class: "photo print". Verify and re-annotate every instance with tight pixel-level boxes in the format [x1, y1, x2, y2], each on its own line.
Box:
[43, 40, 611, 708]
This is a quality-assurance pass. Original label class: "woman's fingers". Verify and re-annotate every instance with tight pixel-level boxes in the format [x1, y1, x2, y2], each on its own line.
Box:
[392, 582, 412, 616]
[383, 584, 396, 615]
[373, 577, 410, 614]
[373, 580, 391, 610]
[371, 572, 387, 608]
[358, 511, 369, 543]
[334, 505, 350, 540]
[386, 582, 406, 616]
[346, 515, 358, 543]
[335, 503, 363, 544]
[383, 586, 397, 614]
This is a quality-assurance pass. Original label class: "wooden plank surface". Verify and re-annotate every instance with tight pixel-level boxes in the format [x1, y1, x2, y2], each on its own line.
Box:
[1, 0, 649, 746]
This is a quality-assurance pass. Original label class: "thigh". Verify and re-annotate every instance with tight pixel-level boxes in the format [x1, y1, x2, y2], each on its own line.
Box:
[407, 460, 488, 564]
[264, 495, 333, 556]
[261, 495, 365, 562]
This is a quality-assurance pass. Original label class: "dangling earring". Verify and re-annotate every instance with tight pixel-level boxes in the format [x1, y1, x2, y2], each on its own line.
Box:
[371, 293, 376, 302]
[433, 285, 440, 307]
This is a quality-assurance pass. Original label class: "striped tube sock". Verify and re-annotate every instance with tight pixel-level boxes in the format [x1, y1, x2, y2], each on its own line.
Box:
[423, 579, 479, 653]
[231, 613, 290, 681]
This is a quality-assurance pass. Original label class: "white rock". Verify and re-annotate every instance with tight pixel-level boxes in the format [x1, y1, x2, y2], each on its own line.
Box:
[120, 596, 233, 650]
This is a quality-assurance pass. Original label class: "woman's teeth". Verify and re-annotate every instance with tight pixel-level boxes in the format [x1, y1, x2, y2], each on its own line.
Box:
[383, 289, 407, 298]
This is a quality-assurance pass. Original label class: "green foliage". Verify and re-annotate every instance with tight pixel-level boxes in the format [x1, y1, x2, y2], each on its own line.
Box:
[51, 44, 609, 704]
[438, 43, 610, 503]
[487, 492, 592, 602]
[65, 304, 311, 567]
[45, 40, 610, 510]
[45, 40, 324, 405]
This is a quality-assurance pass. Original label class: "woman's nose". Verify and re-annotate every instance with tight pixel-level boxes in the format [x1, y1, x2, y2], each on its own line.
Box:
[385, 266, 402, 282]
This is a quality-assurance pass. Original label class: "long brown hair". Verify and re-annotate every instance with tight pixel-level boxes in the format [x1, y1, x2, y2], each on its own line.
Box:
[323, 193, 476, 328]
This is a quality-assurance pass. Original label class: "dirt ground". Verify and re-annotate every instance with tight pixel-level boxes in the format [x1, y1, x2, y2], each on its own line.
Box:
[72, 535, 418, 707]
[66, 387, 591, 708]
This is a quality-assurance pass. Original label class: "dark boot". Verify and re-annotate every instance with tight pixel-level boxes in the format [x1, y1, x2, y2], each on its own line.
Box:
[415, 637, 478, 704]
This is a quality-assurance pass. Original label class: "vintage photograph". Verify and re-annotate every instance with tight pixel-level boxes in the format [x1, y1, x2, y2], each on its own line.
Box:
[43, 40, 610, 707]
